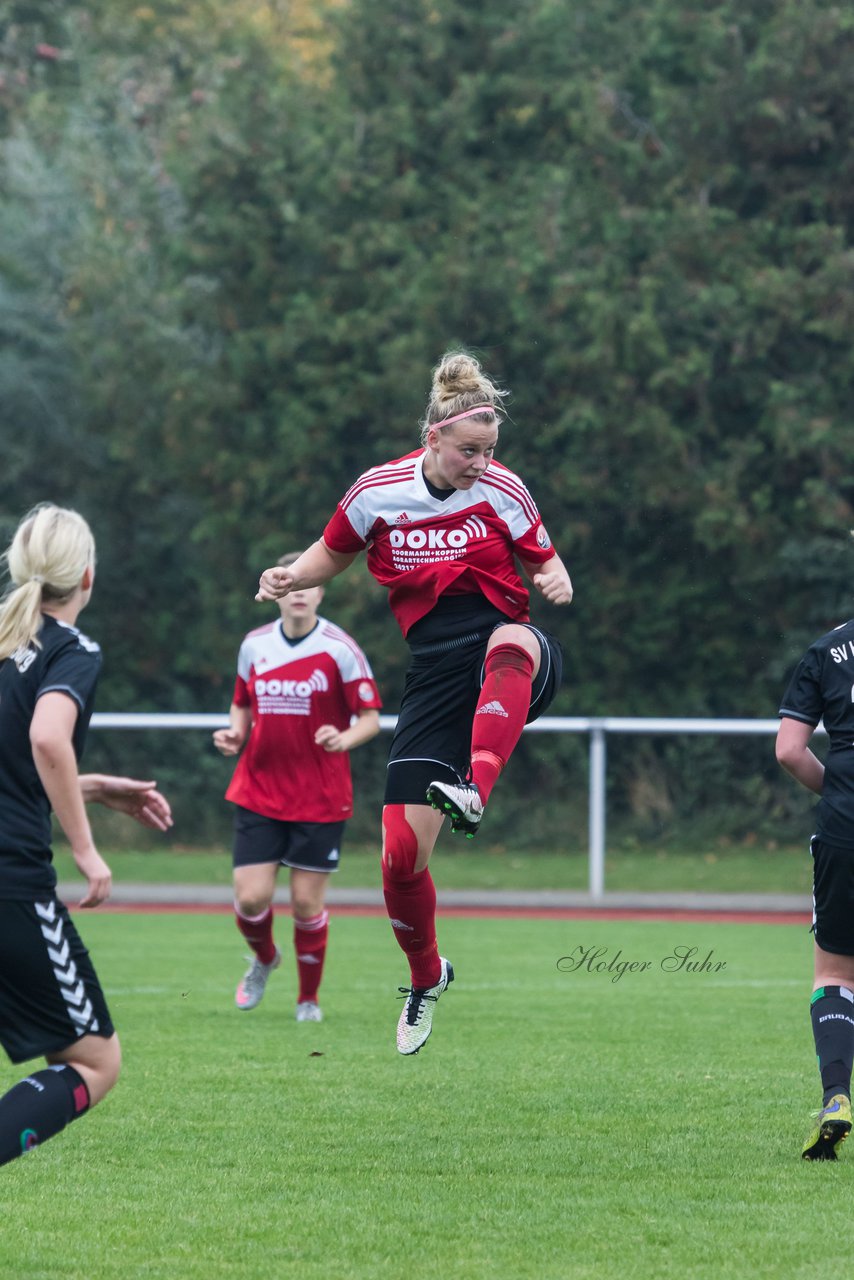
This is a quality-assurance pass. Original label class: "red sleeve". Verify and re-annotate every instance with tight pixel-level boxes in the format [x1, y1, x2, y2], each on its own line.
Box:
[343, 676, 383, 716]
[513, 517, 556, 566]
[323, 506, 366, 554]
[233, 674, 250, 708]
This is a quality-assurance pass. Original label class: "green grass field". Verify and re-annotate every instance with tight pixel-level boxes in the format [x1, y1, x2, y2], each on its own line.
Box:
[1, 912, 847, 1279]
[50, 839, 814, 896]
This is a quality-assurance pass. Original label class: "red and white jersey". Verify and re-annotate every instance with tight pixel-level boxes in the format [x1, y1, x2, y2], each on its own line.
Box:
[323, 449, 555, 636]
[225, 616, 382, 823]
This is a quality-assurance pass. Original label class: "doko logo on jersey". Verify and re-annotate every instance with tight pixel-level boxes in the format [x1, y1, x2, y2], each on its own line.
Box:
[389, 516, 488, 566]
[389, 515, 488, 550]
[255, 668, 329, 715]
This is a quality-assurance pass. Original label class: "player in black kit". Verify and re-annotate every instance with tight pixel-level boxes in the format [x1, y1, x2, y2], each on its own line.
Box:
[0, 504, 172, 1167]
[777, 620, 854, 1160]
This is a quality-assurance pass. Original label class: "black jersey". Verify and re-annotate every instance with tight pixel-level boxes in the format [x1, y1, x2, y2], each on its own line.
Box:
[779, 618, 854, 846]
[0, 615, 102, 898]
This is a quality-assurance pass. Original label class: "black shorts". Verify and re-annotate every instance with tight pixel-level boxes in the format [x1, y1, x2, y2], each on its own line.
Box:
[0, 897, 114, 1065]
[811, 836, 854, 955]
[385, 622, 563, 805]
[232, 807, 345, 874]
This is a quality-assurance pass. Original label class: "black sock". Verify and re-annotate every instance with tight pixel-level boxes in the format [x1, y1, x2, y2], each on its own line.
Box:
[0, 1065, 90, 1166]
[810, 986, 854, 1105]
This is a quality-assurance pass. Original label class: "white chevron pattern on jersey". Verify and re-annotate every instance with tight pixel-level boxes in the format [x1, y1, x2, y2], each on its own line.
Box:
[35, 901, 100, 1036]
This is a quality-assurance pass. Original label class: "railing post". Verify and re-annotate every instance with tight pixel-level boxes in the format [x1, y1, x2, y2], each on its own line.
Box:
[588, 722, 606, 900]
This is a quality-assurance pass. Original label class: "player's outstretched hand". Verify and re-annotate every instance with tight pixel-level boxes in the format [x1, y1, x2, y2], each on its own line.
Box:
[74, 844, 113, 909]
[213, 727, 244, 757]
[93, 776, 174, 832]
[532, 569, 573, 605]
[256, 565, 296, 602]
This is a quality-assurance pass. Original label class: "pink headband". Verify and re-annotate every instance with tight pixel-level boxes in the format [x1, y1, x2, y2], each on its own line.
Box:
[430, 404, 496, 430]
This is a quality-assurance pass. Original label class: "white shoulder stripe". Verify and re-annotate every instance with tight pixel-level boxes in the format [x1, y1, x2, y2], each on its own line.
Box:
[342, 467, 418, 510]
[319, 621, 372, 677]
[484, 461, 535, 498]
[486, 465, 535, 499]
[342, 477, 415, 511]
[244, 620, 278, 641]
[480, 471, 538, 522]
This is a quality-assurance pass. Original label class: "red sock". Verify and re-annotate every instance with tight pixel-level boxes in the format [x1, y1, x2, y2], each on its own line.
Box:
[293, 910, 329, 1004]
[382, 805, 441, 989]
[470, 643, 535, 804]
[235, 904, 277, 966]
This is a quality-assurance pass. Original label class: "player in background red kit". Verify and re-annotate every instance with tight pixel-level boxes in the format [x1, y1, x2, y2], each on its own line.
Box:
[214, 554, 381, 1022]
[256, 353, 573, 1054]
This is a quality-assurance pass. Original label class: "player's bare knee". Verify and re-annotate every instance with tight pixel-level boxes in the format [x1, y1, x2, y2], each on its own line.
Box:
[235, 892, 272, 918]
[488, 627, 539, 672]
[292, 896, 324, 920]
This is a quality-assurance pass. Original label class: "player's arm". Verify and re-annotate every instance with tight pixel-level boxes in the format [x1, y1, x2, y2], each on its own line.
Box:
[315, 708, 381, 755]
[213, 703, 253, 757]
[30, 692, 111, 907]
[256, 539, 358, 603]
[79, 774, 173, 832]
[776, 717, 825, 795]
[518, 552, 573, 605]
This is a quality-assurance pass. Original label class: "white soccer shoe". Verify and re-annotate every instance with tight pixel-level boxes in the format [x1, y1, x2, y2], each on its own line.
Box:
[396, 957, 455, 1055]
[235, 949, 281, 1010]
[426, 780, 484, 837]
[295, 1001, 324, 1023]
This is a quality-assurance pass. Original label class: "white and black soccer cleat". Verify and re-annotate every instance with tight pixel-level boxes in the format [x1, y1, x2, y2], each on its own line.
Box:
[396, 957, 455, 1055]
[426, 780, 484, 837]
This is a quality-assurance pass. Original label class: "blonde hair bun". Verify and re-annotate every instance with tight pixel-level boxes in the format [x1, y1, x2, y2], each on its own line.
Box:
[420, 350, 509, 442]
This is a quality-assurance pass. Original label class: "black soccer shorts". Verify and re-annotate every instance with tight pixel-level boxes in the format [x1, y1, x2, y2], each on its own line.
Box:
[811, 836, 854, 955]
[0, 897, 114, 1065]
[385, 622, 564, 806]
[232, 807, 346, 874]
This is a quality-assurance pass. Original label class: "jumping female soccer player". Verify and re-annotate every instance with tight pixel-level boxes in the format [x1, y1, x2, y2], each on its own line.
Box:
[256, 352, 572, 1055]
[0, 503, 172, 1166]
[215, 552, 382, 1022]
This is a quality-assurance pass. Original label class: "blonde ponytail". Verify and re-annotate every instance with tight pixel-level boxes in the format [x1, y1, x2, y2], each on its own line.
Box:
[0, 504, 95, 660]
[420, 350, 509, 444]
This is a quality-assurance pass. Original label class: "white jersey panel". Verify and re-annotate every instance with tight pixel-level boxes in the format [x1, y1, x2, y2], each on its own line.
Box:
[340, 451, 539, 545]
[237, 618, 376, 689]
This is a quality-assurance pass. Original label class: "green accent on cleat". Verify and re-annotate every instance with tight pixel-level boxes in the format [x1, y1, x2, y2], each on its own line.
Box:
[802, 1093, 852, 1160]
[425, 780, 484, 837]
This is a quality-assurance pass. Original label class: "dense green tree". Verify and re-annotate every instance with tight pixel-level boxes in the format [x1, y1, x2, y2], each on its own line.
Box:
[1, 0, 852, 841]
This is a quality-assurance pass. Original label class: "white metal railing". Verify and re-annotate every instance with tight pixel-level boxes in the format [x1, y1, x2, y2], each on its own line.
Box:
[91, 713, 808, 900]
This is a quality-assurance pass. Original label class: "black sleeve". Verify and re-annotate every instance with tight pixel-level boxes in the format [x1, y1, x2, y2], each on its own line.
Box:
[778, 645, 823, 727]
[36, 637, 102, 715]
